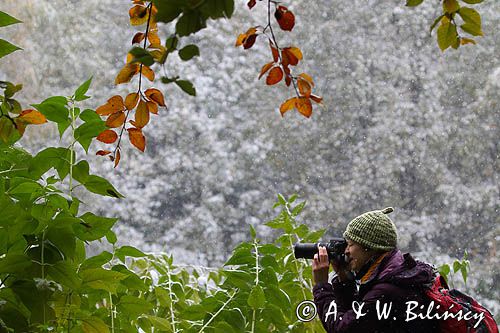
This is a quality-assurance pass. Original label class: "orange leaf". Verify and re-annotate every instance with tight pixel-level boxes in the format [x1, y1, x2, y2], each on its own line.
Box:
[14, 119, 27, 135]
[236, 27, 258, 49]
[148, 31, 161, 47]
[297, 78, 312, 97]
[285, 75, 292, 87]
[235, 33, 247, 47]
[144, 88, 166, 106]
[147, 101, 158, 114]
[132, 32, 145, 44]
[270, 42, 279, 62]
[125, 92, 139, 110]
[105, 112, 126, 128]
[97, 129, 118, 144]
[282, 47, 302, 66]
[135, 100, 150, 128]
[279, 97, 297, 117]
[142, 66, 155, 82]
[310, 94, 323, 104]
[128, 128, 146, 152]
[96, 150, 112, 156]
[115, 63, 140, 84]
[108, 95, 125, 110]
[96, 104, 115, 116]
[266, 67, 283, 85]
[114, 149, 121, 168]
[295, 97, 312, 118]
[274, 6, 295, 31]
[299, 73, 314, 86]
[259, 62, 275, 79]
[129, 5, 149, 26]
[18, 109, 47, 124]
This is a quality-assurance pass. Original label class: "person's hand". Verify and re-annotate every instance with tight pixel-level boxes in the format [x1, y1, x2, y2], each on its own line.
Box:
[312, 246, 330, 285]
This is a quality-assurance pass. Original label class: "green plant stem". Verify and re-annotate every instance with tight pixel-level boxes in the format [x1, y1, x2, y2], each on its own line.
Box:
[250, 241, 260, 333]
[68, 98, 77, 196]
[165, 264, 178, 333]
[41, 228, 46, 325]
[109, 293, 115, 333]
[199, 290, 236, 332]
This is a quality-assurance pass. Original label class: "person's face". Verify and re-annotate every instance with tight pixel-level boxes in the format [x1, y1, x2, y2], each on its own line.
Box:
[344, 239, 374, 273]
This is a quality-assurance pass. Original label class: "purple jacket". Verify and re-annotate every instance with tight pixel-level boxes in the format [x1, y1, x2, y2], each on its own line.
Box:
[313, 249, 439, 333]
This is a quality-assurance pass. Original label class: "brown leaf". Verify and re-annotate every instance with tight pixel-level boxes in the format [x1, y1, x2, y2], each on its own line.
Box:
[114, 149, 121, 168]
[295, 97, 312, 118]
[247, 0, 256, 9]
[147, 101, 158, 114]
[108, 95, 125, 110]
[96, 150, 112, 156]
[135, 100, 150, 128]
[129, 5, 149, 26]
[115, 63, 140, 84]
[142, 65, 155, 82]
[285, 75, 292, 87]
[270, 42, 279, 62]
[148, 31, 161, 47]
[274, 6, 295, 31]
[236, 28, 258, 49]
[259, 62, 275, 79]
[125, 92, 140, 110]
[97, 129, 118, 144]
[279, 97, 297, 117]
[299, 73, 314, 86]
[132, 32, 145, 44]
[297, 78, 312, 97]
[105, 112, 126, 128]
[18, 109, 47, 124]
[128, 128, 146, 152]
[243, 34, 257, 49]
[310, 94, 323, 104]
[144, 88, 166, 106]
[282, 47, 302, 66]
[266, 66, 283, 85]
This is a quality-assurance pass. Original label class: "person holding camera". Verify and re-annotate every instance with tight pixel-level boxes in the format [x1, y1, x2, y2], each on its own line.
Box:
[312, 207, 438, 332]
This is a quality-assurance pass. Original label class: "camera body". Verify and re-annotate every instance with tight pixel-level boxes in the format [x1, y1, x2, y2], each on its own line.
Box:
[294, 237, 347, 263]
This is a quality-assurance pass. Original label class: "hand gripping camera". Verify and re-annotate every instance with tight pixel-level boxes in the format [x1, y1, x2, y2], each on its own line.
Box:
[293, 237, 348, 264]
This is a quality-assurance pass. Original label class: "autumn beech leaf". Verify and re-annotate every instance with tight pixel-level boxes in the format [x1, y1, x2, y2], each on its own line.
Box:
[135, 100, 149, 128]
[299, 73, 314, 86]
[274, 6, 295, 31]
[461, 37, 476, 45]
[235, 27, 258, 49]
[18, 109, 47, 124]
[310, 94, 323, 104]
[96, 95, 125, 116]
[114, 149, 121, 168]
[132, 32, 145, 44]
[270, 42, 279, 62]
[129, 5, 148, 26]
[282, 47, 302, 66]
[128, 128, 146, 152]
[295, 97, 313, 118]
[148, 31, 161, 47]
[96, 150, 112, 156]
[125, 92, 139, 110]
[97, 129, 118, 144]
[297, 77, 312, 97]
[105, 111, 126, 128]
[266, 67, 283, 85]
[142, 65, 155, 81]
[115, 63, 140, 84]
[247, 0, 257, 9]
[146, 101, 158, 114]
[279, 97, 297, 116]
[144, 88, 165, 106]
[259, 62, 275, 79]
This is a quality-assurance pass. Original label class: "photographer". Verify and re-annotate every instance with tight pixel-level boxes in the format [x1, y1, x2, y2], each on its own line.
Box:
[312, 207, 438, 332]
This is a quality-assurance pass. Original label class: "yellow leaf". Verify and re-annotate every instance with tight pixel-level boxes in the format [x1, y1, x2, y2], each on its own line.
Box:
[297, 78, 312, 97]
[298, 73, 314, 86]
[295, 97, 312, 118]
[129, 5, 149, 26]
[125, 92, 139, 110]
[18, 109, 47, 124]
[115, 63, 140, 84]
[460, 37, 476, 45]
[443, 0, 459, 14]
[279, 97, 297, 116]
[142, 66, 155, 82]
[135, 100, 149, 128]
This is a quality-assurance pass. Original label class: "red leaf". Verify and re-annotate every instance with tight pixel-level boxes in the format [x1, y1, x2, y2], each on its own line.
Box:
[97, 130, 118, 144]
[128, 128, 146, 152]
[132, 32, 145, 44]
[274, 6, 295, 31]
[243, 34, 257, 49]
[96, 150, 112, 156]
[114, 149, 121, 168]
[266, 67, 283, 85]
[270, 42, 279, 62]
[247, 0, 256, 9]
[259, 62, 275, 80]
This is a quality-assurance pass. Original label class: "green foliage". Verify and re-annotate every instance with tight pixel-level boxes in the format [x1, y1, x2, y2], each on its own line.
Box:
[437, 250, 471, 287]
[0, 11, 22, 59]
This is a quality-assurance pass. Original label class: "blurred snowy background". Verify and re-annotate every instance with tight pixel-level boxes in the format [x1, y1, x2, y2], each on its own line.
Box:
[1, 0, 498, 311]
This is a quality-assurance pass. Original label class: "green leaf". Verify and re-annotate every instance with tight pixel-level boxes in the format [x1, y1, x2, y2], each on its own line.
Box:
[80, 251, 113, 270]
[82, 175, 124, 198]
[81, 316, 110, 333]
[80, 268, 127, 293]
[248, 285, 266, 309]
[3, 82, 23, 98]
[0, 39, 21, 59]
[0, 254, 31, 274]
[143, 315, 172, 332]
[79, 109, 101, 122]
[72, 160, 90, 184]
[461, 0, 482, 3]
[106, 230, 117, 244]
[154, 0, 183, 23]
[74, 120, 107, 152]
[460, 265, 468, 283]
[458, 7, 483, 36]
[176, 11, 207, 37]
[74, 212, 118, 242]
[224, 0, 234, 18]
[32, 101, 69, 124]
[30, 147, 71, 180]
[250, 225, 256, 239]
[47, 223, 76, 259]
[453, 260, 461, 273]
[165, 35, 179, 50]
[115, 246, 146, 262]
[178, 44, 200, 61]
[437, 20, 458, 51]
[74, 77, 92, 101]
[47, 261, 81, 290]
[175, 80, 196, 96]
[118, 295, 153, 317]
[430, 15, 445, 34]
[438, 263, 450, 278]
[129, 47, 154, 66]
[405, 0, 424, 6]
[0, 11, 22, 27]
[8, 180, 43, 196]
[225, 247, 254, 266]
[42, 96, 68, 105]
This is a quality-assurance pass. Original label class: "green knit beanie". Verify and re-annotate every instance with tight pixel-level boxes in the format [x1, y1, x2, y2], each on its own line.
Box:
[343, 207, 398, 251]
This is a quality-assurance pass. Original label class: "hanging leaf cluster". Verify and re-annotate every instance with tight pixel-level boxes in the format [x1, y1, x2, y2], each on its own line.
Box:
[236, 1, 323, 118]
[406, 0, 484, 51]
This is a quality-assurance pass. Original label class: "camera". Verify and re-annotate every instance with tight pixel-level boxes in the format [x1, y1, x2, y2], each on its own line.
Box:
[294, 237, 347, 263]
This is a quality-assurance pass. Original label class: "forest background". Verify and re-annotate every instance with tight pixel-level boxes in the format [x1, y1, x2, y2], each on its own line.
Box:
[1, 0, 498, 318]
